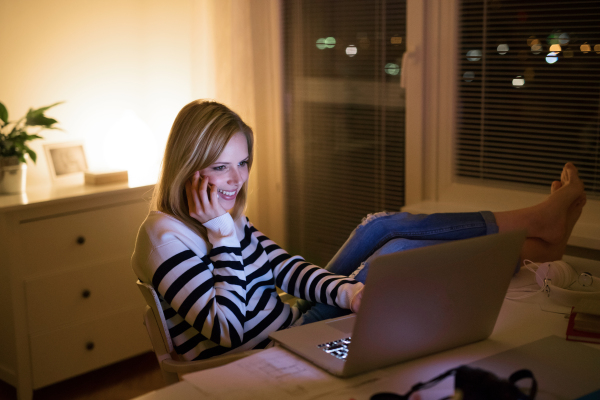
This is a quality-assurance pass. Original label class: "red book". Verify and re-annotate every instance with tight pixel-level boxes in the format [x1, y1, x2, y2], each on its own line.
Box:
[566, 308, 600, 345]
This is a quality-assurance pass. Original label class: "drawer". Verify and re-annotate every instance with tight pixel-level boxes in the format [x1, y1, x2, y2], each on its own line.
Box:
[25, 257, 145, 333]
[17, 201, 148, 276]
[30, 306, 151, 389]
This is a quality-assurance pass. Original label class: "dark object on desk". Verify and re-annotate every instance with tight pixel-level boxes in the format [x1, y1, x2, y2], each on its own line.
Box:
[370, 365, 537, 400]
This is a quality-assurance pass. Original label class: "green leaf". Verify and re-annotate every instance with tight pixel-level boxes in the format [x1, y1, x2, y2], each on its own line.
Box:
[26, 134, 43, 140]
[0, 102, 7, 124]
[26, 148, 37, 163]
[26, 115, 58, 127]
[25, 101, 63, 127]
[29, 101, 64, 115]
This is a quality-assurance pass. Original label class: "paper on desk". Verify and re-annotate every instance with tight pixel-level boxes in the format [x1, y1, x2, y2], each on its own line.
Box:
[183, 346, 359, 400]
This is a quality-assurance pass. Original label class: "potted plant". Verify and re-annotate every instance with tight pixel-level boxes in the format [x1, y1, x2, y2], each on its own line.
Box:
[0, 101, 63, 194]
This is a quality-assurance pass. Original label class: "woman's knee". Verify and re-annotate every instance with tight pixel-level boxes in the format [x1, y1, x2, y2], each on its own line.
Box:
[353, 238, 449, 283]
[358, 211, 397, 228]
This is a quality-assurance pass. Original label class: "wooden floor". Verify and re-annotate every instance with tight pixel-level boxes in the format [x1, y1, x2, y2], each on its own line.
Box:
[0, 352, 166, 400]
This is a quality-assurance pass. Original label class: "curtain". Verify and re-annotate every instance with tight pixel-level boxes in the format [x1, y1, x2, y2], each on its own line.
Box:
[191, 0, 285, 245]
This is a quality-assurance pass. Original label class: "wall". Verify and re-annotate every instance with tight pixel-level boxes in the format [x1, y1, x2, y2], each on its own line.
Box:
[0, 0, 193, 186]
[0, 0, 286, 245]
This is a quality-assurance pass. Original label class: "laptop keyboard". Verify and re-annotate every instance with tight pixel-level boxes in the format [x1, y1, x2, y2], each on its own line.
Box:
[317, 337, 351, 360]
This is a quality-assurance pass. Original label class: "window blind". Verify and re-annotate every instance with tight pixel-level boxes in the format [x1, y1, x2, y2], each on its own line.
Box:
[283, 0, 406, 267]
[457, 0, 600, 196]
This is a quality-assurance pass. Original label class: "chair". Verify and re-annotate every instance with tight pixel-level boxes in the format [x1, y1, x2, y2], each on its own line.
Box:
[136, 280, 295, 384]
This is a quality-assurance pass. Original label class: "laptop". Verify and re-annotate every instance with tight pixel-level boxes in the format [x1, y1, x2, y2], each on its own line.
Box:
[269, 229, 526, 377]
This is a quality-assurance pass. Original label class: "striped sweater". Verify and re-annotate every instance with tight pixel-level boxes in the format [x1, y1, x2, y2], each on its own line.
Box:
[131, 211, 364, 361]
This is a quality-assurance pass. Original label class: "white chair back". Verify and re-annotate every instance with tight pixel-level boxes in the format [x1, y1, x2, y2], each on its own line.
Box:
[136, 280, 174, 354]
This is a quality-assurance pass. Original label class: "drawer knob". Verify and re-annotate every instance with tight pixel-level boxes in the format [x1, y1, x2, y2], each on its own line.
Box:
[86, 341, 95, 351]
[82, 289, 91, 299]
[76, 236, 86, 245]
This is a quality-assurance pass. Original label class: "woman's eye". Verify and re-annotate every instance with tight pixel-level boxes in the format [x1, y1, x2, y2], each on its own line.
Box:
[213, 166, 226, 171]
[239, 160, 248, 167]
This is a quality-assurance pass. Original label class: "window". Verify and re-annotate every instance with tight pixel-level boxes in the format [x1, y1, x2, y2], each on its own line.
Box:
[457, 0, 600, 196]
[403, 0, 600, 252]
[283, 1, 407, 266]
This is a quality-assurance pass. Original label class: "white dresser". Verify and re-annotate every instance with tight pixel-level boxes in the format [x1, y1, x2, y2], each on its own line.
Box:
[0, 183, 155, 400]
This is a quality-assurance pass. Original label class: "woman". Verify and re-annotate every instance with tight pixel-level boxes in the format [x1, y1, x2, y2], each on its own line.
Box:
[132, 100, 586, 361]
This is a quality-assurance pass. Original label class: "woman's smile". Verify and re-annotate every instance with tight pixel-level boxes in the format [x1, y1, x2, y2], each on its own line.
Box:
[217, 188, 238, 200]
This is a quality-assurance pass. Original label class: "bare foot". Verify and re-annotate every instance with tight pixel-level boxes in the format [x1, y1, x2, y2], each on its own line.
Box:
[523, 191, 587, 262]
[495, 163, 585, 245]
[551, 180, 561, 194]
[565, 192, 586, 240]
[529, 163, 584, 243]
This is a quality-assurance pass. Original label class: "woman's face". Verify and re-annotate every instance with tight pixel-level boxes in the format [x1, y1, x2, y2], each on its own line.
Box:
[199, 132, 249, 211]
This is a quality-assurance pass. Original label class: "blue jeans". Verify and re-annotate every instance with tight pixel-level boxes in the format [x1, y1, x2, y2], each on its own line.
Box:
[295, 211, 499, 325]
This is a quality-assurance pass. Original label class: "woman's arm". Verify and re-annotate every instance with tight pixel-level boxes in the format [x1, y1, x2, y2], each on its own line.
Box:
[148, 213, 247, 348]
[147, 173, 248, 348]
[244, 220, 364, 310]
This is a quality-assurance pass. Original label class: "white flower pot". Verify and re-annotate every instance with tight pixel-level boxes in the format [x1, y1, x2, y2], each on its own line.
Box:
[0, 158, 27, 194]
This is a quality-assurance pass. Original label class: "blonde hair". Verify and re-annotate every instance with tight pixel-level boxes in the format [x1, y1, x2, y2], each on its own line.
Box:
[152, 100, 254, 240]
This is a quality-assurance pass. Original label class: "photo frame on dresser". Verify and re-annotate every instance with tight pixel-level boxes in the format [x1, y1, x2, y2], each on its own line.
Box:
[43, 141, 88, 184]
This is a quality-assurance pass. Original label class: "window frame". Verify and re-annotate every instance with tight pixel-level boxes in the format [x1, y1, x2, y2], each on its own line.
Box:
[403, 0, 600, 251]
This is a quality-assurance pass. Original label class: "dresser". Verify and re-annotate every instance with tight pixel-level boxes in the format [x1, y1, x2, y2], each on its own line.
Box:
[0, 183, 155, 400]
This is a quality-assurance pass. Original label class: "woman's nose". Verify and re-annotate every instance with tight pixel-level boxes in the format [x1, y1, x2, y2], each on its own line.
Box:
[228, 168, 241, 185]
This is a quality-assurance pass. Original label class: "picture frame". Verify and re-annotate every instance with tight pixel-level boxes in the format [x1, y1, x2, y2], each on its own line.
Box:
[43, 141, 88, 184]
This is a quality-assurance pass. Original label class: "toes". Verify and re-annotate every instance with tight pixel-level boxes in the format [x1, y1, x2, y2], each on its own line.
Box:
[560, 163, 585, 195]
[551, 180, 562, 194]
[562, 162, 579, 183]
[561, 164, 570, 184]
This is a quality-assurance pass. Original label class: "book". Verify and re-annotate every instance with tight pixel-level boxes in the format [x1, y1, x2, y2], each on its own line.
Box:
[574, 312, 600, 334]
[566, 308, 600, 345]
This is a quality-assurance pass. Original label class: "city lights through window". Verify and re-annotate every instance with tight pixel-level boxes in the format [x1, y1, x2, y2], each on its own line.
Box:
[545, 52, 558, 64]
[467, 50, 482, 61]
[497, 44, 509, 54]
[345, 45, 357, 57]
[512, 76, 525, 88]
[385, 63, 400, 75]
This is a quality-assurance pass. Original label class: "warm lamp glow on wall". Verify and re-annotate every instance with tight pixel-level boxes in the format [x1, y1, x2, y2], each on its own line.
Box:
[102, 110, 159, 184]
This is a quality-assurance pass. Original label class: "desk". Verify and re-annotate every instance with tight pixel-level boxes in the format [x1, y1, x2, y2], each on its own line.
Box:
[133, 260, 600, 400]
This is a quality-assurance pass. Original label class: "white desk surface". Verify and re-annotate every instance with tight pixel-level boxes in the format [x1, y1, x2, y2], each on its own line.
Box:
[0, 180, 155, 212]
[133, 261, 600, 400]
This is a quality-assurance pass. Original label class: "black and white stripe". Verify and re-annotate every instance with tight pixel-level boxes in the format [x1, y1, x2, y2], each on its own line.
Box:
[149, 216, 361, 361]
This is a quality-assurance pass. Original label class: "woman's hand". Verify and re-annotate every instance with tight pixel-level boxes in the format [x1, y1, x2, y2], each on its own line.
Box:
[350, 286, 364, 313]
[185, 171, 227, 223]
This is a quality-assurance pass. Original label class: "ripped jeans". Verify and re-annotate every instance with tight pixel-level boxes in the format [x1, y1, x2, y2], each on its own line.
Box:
[295, 211, 499, 325]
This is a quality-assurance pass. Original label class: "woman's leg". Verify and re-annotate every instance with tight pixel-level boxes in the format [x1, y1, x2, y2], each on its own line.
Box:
[296, 210, 496, 326]
[324, 210, 497, 277]
[298, 162, 585, 324]
[297, 237, 449, 324]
